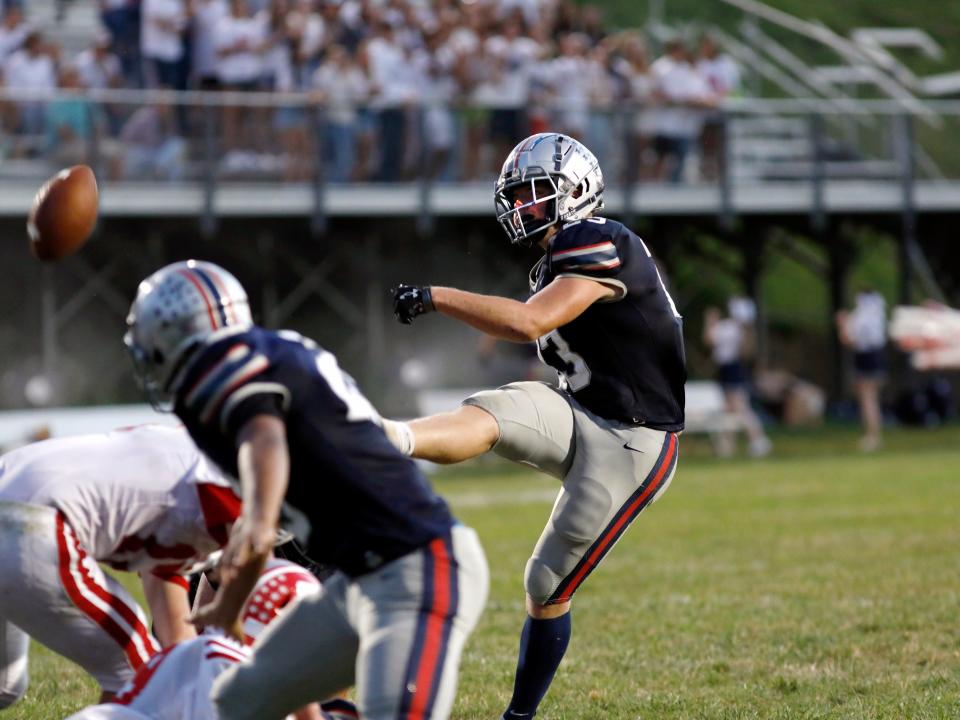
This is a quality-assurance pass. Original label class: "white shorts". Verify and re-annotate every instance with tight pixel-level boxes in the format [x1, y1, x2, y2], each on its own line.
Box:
[212, 525, 489, 720]
[0, 502, 159, 703]
[465, 381, 679, 604]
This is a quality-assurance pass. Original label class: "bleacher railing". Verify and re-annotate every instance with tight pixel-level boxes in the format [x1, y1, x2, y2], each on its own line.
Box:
[3, 88, 959, 228]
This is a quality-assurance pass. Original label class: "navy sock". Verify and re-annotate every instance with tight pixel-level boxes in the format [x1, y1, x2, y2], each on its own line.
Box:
[503, 612, 572, 719]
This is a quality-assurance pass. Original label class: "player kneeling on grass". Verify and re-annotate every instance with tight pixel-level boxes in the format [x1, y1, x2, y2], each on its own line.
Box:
[389, 133, 686, 720]
[124, 261, 488, 720]
[0, 425, 241, 707]
[64, 558, 350, 720]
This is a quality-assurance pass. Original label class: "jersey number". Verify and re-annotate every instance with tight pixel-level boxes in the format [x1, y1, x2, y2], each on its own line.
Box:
[538, 330, 592, 392]
[278, 330, 379, 423]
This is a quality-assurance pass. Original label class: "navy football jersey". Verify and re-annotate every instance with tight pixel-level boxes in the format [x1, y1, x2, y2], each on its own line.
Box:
[171, 327, 455, 577]
[531, 217, 686, 430]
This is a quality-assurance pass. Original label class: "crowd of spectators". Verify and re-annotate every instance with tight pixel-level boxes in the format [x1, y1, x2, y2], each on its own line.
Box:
[0, 0, 742, 183]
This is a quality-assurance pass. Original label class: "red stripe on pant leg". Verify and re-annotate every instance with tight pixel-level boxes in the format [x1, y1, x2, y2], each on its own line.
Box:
[554, 433, 677, 601]
[69, 527, 160, 662]
[404, 537, 452, 720]
[56, 515, 158, 669]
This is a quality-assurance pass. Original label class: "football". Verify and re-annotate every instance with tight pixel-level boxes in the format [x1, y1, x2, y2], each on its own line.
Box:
[26, 165, 99, 262]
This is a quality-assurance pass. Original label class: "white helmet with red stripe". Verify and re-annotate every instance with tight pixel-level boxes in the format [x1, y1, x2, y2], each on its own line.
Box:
[241, 559, 321, 646]
[125, 260, 252, 408]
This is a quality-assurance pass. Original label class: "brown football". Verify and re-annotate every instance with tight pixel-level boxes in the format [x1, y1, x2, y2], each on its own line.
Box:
[27, 165, 99, 262]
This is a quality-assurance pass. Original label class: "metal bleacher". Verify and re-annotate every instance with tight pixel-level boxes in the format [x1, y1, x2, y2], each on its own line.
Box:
[4, 0, 960, 227]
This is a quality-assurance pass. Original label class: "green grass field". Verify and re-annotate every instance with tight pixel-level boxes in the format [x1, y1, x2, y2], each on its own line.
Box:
[10, 426, 960, 719]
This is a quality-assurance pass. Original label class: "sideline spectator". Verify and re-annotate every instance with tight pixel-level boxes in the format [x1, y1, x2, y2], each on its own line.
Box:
[100, 0, 140, 85]
[614, 31, 655, 182]
[703, 300, 773, 458]
[120, 91, 187, 180]
[312, 43, 368, 182]
[214, 0, 265, 154]
[836, 289, 887, 452]
[188, 0, 228, 89]
[366, 20, 408, 181]
[3, 32, 56, 156]
[0, 6, 29, 63]
[74, 29, 125, 134]
[45, 65, 93, 167]
[650, 38, 717, 183]
[141, 0, 188, 89]
[696, 33, 739, 181]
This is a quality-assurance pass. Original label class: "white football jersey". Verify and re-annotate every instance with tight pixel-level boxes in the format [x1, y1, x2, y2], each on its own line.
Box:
[0, 425, 239, 575]
[112, 634, 249, 720]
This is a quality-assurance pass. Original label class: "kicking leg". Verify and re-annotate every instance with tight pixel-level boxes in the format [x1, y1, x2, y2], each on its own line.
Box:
[384, 405, 500, 464]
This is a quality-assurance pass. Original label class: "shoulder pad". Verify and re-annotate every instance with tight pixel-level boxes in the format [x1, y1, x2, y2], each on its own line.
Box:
[550, 218, 622, 274]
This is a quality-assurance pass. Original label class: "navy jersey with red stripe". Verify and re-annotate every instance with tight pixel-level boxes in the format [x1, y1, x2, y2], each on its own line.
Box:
[532, 217, 686, 430]
[171, 327, 456, 577]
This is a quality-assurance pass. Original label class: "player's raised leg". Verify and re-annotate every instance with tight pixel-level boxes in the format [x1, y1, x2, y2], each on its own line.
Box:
[384, 405, 500, 464]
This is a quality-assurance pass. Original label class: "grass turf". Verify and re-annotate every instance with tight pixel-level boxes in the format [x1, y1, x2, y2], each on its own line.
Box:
[11, 426, 960, 719]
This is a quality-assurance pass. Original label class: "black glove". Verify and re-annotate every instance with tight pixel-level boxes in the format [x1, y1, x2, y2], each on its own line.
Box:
[393, 284, 435, 325]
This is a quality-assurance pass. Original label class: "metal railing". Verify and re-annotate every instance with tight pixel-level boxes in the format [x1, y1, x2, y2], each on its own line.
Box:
[4, 88, 960, 228]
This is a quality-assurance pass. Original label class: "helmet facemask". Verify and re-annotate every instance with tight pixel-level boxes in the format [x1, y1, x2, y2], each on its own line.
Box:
[495, 133, 605, 247]
[495, 175, 564, 247]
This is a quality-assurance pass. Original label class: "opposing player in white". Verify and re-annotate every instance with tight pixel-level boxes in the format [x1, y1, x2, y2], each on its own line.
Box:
[65, 559, 331, 720]
[0, 424, 241, 707]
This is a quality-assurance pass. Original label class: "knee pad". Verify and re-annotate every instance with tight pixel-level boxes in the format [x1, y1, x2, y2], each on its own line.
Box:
[524, 556, 564, 606]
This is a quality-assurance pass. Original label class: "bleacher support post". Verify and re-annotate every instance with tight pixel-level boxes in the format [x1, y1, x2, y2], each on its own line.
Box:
[809, 112, 826, 233]
[718, 110, 734, 231]
[201, 101, 218, 238]
[311, 105, 328, 239]
[897, 112, 916, 306]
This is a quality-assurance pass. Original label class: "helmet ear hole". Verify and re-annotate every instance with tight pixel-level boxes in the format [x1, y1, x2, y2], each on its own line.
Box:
[152, 349, 165, 365]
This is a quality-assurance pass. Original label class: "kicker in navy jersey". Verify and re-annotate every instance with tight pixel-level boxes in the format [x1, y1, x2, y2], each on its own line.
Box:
[533, 217, 686, 430]
[390, 132, 685, 720]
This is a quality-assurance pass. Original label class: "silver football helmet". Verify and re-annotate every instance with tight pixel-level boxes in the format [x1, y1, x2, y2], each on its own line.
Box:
[495, 133, 604, 245]
[124, 260, 252, 407]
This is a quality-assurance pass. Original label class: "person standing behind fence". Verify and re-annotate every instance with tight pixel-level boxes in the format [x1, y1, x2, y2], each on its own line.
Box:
[703, 301, 772, 458]
[695, 34, 739, 182]
[836, 289, 887, 452]
[312, 44, 369, 183]
[141, 0, 188, 89]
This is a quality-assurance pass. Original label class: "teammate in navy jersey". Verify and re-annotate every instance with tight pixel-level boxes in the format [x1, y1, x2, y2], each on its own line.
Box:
[124, 260, 488, 720]
[391, 133, 686, 720]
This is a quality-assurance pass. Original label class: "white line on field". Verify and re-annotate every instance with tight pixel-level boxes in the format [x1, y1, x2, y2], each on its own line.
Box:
[445, 488, 558, 508]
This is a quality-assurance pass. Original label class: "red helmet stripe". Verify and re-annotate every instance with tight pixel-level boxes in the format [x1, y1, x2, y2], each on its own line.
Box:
[178, 269, 219, 330]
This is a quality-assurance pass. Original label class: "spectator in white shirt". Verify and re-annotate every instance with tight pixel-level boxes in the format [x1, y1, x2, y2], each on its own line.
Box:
[74, 29, 123, 90]
[547, 33, 591, 138]
[0, 7, 29, 64]
[650, 38, 717, 183]
[214, 0, 266, 151]
[484, 16, 537, 168]
[696, 33, 740, 181]
[141, 0, 188, 88]
[836, 289, 887, 452]
[73, 29, 125, 134]
[613, 31, 655, 182]
[313, 43, 369, 182]
[120, 92, 188, 181]
[366, 20, 409, 181]
[188, 0, 228, 88]
[3, 32, 56, 145]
